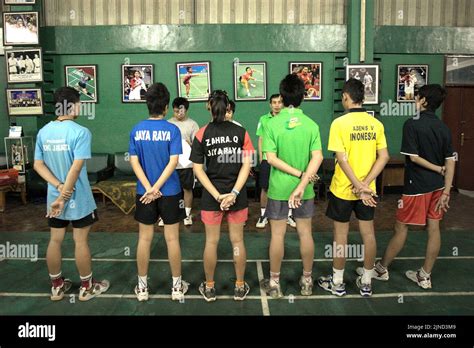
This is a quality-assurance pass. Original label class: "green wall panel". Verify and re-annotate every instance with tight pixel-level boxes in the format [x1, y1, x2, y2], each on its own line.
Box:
[375, 26, 474, 55]
[52, 52, 336, 156]
[41, 25, 348, 54]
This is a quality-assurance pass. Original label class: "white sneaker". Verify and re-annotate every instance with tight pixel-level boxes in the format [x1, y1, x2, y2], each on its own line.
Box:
[356, 261, 389, 281]
[287, 215, 296, 228]
[135, 285, 149, 302]
[79, 279, 110, 301]
[184, 215, 193, 226]
[256, 216, 268, 229]
[406, 269, 432, 289]
[171, 280, 189, 301]
[158, 218, 164, 227]
[50, 278, 72, 301]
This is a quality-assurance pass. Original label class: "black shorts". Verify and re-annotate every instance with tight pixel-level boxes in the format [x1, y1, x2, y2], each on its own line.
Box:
[326, 192, 375, 223]
[48, 210, 99, 228]
[259, 160, 271, 191]
[78, 81, 87, 89]
[178, 168, 195, 190]
[134, 193, 185, 225]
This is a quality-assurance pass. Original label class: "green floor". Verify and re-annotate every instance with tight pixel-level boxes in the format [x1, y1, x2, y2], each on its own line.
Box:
[0, 230, 473, 315]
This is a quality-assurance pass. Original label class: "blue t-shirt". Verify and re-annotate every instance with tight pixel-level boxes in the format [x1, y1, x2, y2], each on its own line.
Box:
[34, 120, 97, 220]
[129, 119, 183, 196]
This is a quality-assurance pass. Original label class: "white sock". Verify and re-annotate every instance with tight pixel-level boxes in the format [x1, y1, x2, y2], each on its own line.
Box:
[303, 270, 312, 280]
[362, 267, 373, 284]
[260, 208, 266, 217]
[332, 267, 344, 285]
[49, 272, 62, 280]
[185, 207, 191, 217]
[270, 272, 280, 287]
[80, 273, 93, 289]
[138, 275, 148, 290]
[419, 267, 431, 278]
[172, 276, 182, 289]
[375, 261, 387, 273]
[288, 209, 293, 217]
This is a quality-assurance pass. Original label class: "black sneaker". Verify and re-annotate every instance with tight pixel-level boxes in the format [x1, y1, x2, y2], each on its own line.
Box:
[234, 282, 250, 301]
[199, 282, 216, 302]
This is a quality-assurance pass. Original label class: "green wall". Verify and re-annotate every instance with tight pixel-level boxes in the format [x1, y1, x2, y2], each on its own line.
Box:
[1, 21, 473, 158]
[52, 52, 336, 156]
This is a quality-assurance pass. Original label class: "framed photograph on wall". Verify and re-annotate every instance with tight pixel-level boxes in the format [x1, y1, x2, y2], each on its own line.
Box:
[65, 65, 98, 103]
[289, 62, 322, 101]
[5, 48, 42, 83]
[4, 0, 36, 4]
[397, 65, 428, 102]
[3, 12, 39, 46]
[176, 62, 211, 102]
[346, 64, 379, 105]
[122, 64, 154, 103]
[233, 61, 267, 101]
[6, 88, 43, 116]
[366, 110, 375, 117]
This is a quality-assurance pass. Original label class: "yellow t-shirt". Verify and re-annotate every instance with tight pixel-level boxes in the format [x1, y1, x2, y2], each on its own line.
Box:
[328, 110, 387, 200]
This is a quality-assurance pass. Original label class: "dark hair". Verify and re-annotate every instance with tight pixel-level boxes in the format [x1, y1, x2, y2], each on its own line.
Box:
[245, 67, 251, 72]
[342, 78, 365, 104]
[209, 90, 229, 123]
[418, 84, 447, 111]
[145, 83, 170, 116]
[269, 94, 281, 103]
[186, 66, 192, 72]
[172, 97, 189, 111]
[279, 74, 305, 107]
[228, 100, 236, 113]
[54, 86, 80, 108]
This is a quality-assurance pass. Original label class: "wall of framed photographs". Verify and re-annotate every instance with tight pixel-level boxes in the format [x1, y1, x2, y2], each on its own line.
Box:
[0, 0, 42, 153]
[48, 51, 337, 156]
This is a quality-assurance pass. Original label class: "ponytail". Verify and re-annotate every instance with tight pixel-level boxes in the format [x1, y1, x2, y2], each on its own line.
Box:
[209, 90, 229, 123]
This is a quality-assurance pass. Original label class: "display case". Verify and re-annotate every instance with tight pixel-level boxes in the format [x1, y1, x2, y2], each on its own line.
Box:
[4, 136, 34, 174]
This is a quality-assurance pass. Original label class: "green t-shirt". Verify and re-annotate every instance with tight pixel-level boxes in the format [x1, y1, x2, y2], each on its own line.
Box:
[262, 107, 322, 201]
[256, 112, 274, 161]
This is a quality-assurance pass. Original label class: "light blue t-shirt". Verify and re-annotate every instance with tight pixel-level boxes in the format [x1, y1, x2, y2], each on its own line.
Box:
[34, 120, 97, 220]
[129, 119, 183, 196]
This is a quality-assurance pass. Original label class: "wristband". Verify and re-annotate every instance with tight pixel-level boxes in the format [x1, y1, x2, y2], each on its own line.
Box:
[232, 189, 240, 196]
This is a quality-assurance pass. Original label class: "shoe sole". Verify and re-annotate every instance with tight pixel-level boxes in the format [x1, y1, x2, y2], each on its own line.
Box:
[406, 273, 431, 289]
[234, 289, 250, 301]
[317, 282, 346, 297]
[199, 289, 216, 302]
[50, 294, 64, 301]
[360, 291, 372, 297]
[79, 284, 110, 302]
[256, 224, 266, 229]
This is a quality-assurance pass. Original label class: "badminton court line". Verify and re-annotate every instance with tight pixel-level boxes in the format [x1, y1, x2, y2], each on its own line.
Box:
[1, 291, 474, 301]
[256, 260, 270, 316]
